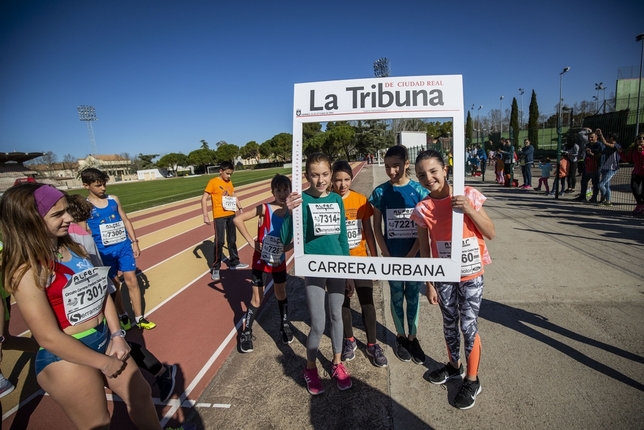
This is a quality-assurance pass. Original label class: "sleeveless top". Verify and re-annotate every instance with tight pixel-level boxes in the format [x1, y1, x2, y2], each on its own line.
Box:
[87, 196, 130, 250]
[253, 203, 287, 273]
[46, 251, 108, 329]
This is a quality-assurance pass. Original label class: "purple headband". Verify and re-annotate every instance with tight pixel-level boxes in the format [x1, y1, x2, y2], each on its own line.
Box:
[34, 185, 65, 217]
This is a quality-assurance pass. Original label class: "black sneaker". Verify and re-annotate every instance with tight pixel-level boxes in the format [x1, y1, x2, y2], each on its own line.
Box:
[394, 336, 411, 362]
[281, 323, 294, 344]
[453, 377, 482, 410]
[429, 362, 465, 384]
[341, 338, 357, 361]
[156, 364, 177, 403]
[119, 314, 132, 331]
[409, 338, 426, 364]
[239, 329, 254, 353]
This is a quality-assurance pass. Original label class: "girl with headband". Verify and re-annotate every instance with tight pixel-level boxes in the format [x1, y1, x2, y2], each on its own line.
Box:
[0, 183, 161, 429]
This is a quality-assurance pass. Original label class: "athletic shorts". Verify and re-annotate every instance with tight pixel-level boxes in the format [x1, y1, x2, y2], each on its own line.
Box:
[99, 242, 137, 279]
[35, 320, 109, 375]
[252, 268, 287, 287]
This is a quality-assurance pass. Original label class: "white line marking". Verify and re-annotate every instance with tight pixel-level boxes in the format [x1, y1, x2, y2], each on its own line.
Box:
[159, 254, 293, 426]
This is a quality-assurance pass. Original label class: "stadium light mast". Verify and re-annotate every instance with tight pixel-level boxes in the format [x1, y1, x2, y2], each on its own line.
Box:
[499, 96, 504, 137]
[556, 67, 570, 200]
[373, 58, 390, 78]
[78, 105, 98, 155]
[635, 33, 644, 138]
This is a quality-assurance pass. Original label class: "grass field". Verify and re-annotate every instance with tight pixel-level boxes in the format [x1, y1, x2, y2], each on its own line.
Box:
[68, 167, 292, 212]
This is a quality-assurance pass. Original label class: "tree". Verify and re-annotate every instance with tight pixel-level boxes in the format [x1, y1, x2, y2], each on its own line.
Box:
[326, 125, 356, 160]
[466, 111, 473, 144]
[239, 141, 261, 164]
[187, 148, 217, 173]
[528, 90, 540, 149]
[62, 154, 76, 170]
[510, 97, 519, 144]
[262, 133, 293, 162]
[216, 143, 239, 164]
[303, 123, 322, 141]
[157, 152, 188, 174]
[137, 154, 159, 170]
[200, 140, 209, 150]
[215, 140, 227, 148]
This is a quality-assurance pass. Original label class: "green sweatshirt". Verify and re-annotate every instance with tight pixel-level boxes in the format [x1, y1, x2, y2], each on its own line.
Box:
[281, 191, 350, 256]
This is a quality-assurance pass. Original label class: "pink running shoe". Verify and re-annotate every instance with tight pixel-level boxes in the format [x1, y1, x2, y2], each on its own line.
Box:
[303, 367, 325, 395]
[332, 362, 352, 390]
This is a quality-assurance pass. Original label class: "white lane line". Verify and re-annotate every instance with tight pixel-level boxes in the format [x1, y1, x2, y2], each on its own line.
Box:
[159, 254, 293, 426]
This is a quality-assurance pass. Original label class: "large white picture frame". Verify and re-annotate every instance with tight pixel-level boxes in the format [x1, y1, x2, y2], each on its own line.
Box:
[291, 75, 464, 282]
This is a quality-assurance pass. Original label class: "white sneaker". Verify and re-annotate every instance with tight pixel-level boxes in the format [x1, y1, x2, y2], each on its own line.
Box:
[230, 263, 249, 270]
[210, 269, 220, 280]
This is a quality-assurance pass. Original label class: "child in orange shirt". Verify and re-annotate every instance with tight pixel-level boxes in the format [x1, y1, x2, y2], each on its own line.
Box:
[548, 153, 569, 196]
[331, 161, 387, 368]
[494, 154, 504, 184]
[201, 161, 249, 281]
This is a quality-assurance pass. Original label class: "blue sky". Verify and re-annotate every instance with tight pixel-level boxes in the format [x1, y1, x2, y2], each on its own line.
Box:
[1, 0, 642, 160]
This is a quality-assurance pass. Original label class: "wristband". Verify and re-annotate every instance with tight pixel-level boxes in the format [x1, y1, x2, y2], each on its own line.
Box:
[110, 329, 126, 340]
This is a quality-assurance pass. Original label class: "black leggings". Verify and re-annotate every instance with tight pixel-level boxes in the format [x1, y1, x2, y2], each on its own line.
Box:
[632, 174, 644, 204]
[342, 280, 377, 344]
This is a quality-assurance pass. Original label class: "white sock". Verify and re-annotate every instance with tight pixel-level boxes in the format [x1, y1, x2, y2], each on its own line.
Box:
[135, 315, 143, 323]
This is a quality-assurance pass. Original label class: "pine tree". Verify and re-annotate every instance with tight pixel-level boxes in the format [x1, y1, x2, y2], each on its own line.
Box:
[466, 111, 473, 145]
[528, 90, 540, 149]
[511, 98, 519, 145]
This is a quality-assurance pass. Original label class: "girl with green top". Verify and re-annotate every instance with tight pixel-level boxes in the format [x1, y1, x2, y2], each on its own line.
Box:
[281, 153, 352, 395]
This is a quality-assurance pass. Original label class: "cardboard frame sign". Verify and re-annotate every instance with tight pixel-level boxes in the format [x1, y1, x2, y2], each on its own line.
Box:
[291, 75, 465, 282]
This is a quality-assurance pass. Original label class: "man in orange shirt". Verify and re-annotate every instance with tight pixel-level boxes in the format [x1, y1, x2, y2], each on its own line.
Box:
[201, 161, 249, 280]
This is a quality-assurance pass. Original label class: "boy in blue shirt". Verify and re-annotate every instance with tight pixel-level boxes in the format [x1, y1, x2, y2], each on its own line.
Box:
[82, 168, 156, 330]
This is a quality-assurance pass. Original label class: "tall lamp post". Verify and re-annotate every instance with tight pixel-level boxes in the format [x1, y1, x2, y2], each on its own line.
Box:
[635, 33, 644, 138]
[500, 96, 504, 138]
[556, 67, 571, 199]
[477, 105, 483, 145]
[519, 88, 525, 129]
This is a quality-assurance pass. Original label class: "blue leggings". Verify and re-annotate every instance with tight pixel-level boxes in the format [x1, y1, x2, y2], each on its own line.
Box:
[35, 320, 109, 375]
[388, 280, 423, 336]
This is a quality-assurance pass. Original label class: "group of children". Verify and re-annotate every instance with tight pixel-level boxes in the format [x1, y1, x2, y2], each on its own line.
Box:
[1, 144, 496, 423]
[202, 145, 495, 410]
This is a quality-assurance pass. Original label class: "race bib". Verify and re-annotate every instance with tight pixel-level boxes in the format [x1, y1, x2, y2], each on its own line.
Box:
[99, 221, 126, 246]
[386, 208, 416, 239]
[63, 266, 110, 326]
[309, 203, 341, 236]
[261, 235, 284, 266]
[436, 237, 482, 277]
[346, 219, 362, 249]
[222, 196, 237, 212]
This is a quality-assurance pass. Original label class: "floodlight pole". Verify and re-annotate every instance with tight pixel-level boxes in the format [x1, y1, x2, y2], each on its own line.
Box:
[519, 88, 525, 129]
[556, 67, 570, 200]
[500, 96, 504, 137]
[477, 105, 482, 144]
[78, 105, 98, 155]
[635, 33, 644, 138]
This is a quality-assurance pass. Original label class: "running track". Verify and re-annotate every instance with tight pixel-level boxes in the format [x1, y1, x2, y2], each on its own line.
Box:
[0, 162, 366, 429]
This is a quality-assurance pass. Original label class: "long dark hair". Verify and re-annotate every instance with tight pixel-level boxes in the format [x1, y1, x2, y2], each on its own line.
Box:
[0, 183, 85, 293]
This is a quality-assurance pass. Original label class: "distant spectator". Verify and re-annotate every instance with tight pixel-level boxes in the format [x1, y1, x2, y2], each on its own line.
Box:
[597, 132, 621, 206]
[476, 145, 487, 180]
[576, 128, 591, 177]
[574, 131, 604, 203]
[566, 138, 579, 192]
[519, 139, 534, 189]
[549, 153, 569, 196]
[499, 139, 515, 178]
[621, 132, 644, 214]
[534, 157, 552, 194]
[494, 154, 504, 184]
